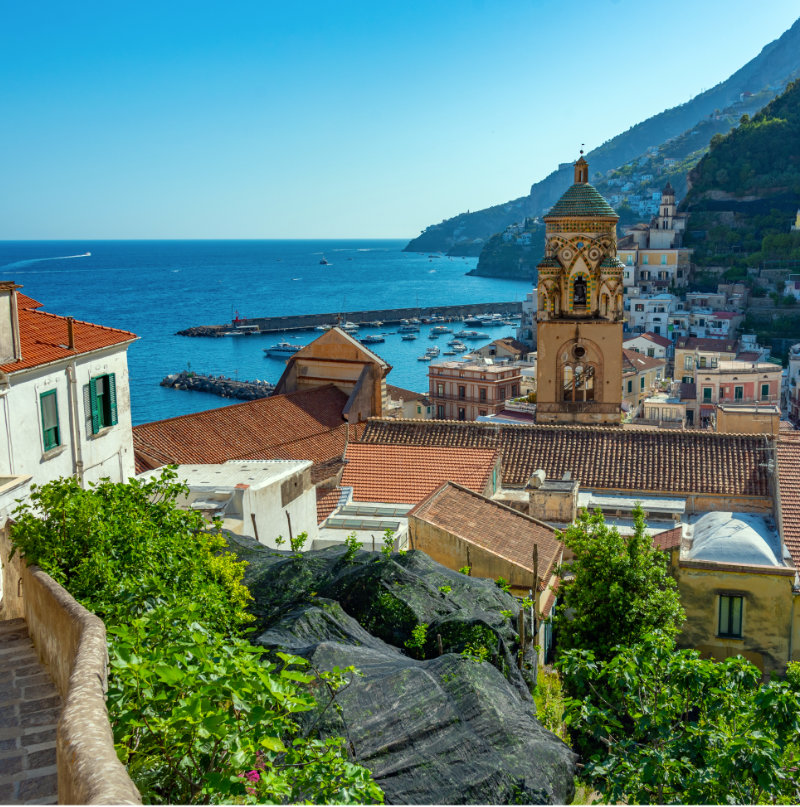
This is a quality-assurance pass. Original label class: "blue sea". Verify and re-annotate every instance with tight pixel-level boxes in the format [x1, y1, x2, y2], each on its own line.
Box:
[0, 240, 532, 425]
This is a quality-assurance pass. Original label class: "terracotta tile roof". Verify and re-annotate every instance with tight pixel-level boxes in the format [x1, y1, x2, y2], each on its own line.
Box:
[316, 486, 345, 524]
[652, 526, 683, 551]
[386, 384, 430, 405]
[622, 349, 665, 374]
[676, 336, 737, 353]
[777, 434, 800, 569]
[625, 331, 671, 349]
[341, 443, 499, 505]
[0, 306, 137, 375]
[17, 293, 43, 309]
[735, 351, 761, 362]
[133, 385, 357, 475]
[359, 418, 771, 498]
[409, 481, 562, 582]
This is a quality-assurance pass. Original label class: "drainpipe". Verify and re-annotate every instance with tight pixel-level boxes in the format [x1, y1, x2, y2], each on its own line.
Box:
[0, 388, 14, 473]
[66, 362, 84, 486]
[789, 593, 796, 665]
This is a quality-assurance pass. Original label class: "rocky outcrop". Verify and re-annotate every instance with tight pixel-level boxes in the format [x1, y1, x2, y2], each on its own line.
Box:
[228, 537, 578, 805]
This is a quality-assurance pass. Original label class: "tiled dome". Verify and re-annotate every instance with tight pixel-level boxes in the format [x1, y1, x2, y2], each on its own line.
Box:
[545, 183, 617, 219]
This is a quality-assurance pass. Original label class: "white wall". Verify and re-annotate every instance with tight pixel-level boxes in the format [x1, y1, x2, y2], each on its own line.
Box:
[0, 346, 135, 489]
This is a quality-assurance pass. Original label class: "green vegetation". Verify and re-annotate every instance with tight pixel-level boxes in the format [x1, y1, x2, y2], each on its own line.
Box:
[10, 470, 382, 805]
[532, 668, 568, 744]
[404, 623, 429, 660]
[554, 505, 683, 661]
[558, 633, 800, 805]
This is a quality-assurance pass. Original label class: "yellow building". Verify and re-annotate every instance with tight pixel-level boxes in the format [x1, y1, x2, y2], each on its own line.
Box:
[536, 156, 624, 425]
[622, 348, 665, 416]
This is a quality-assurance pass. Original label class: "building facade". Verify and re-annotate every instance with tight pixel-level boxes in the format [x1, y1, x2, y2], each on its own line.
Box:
[536, 156, 624, 425]
[428, 360, 521, 421]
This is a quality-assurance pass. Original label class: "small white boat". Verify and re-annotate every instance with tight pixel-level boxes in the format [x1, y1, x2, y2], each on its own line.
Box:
[431, 325, 452, 334]
[417, 354, 432, 361]
[443, 350, 456, 356]
[398, 320, 419, 333]
[341, 321, 359, 332]
[401, 333, 417, 341]
[264, 341, 303, 357]
[361, 334, 385, 344]
[425, 346, 440, 356]
[428, 332, 439, 339]
[315, 324, 333, 331]
[369, 320, 383, 327]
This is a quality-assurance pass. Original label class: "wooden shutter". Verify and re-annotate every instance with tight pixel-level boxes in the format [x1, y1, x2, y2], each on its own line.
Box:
[108, 373, 118, 425]
[83, 384, 93, 436]
[89, 377, 100, 434]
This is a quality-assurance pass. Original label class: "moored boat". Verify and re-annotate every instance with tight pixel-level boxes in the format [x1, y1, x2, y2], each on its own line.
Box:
[361, 334, 385, 344]
[264, 341, 303, 357]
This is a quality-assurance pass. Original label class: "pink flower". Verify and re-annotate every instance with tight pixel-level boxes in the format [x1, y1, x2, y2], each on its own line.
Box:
[245, 770, 260, 782]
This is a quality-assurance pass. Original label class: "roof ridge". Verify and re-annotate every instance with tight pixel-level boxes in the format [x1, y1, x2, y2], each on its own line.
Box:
[24, 307, 138, 338]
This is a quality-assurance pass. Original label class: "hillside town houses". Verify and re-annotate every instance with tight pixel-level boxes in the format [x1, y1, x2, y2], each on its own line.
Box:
[3, 159, 800, 685]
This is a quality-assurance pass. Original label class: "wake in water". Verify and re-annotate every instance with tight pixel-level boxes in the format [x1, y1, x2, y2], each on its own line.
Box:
[2, 252, 91, 270]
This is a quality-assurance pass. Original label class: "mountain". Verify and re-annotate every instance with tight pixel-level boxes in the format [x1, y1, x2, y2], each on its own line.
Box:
[681, 78, 800, 268]
[405, 16, 800, 261]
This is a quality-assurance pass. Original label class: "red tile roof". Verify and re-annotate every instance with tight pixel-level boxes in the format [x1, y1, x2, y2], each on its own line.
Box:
[341, 443, 499, 505]
[777, 434, 800, 569]
[386, 384, 430, 405]
[0, 306, 137, 375]
[409, 481, 562, 586]
[316, 486, 344, 524]
[359, 418, 771, 498]
[652, 526, 683, 551]
[676, 336, 737, 353]
[133, 385, 358, 476]
[17, 293, 43, 309]
[622, 349, 666, 374]
[625, 332, 671, 349]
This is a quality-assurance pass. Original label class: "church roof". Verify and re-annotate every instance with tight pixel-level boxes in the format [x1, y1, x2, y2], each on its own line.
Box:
[598, 256, 625, 269]
[537, 256, 560, 268]
[545, 182, 618, 219]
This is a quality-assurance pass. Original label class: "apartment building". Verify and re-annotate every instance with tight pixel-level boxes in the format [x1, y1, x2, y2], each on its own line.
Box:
[428, 360, 522, 421]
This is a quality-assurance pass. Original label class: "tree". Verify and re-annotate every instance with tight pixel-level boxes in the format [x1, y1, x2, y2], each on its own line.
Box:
[558, 633, 800, 805]
[554, 505, 683, 661]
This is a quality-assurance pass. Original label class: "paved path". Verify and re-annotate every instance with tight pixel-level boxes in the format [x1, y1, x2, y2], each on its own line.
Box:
[0, 618, 61, 805]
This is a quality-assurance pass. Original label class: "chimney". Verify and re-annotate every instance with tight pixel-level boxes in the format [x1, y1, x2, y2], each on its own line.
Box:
[0, 281, 22, 364]
[67, 317, 75, 350]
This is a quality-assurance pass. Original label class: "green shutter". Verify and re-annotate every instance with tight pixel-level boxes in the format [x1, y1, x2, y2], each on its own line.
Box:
[40, 391, 60, 451]
[89, 376, 101, 434]
[108, 373, 118, 425]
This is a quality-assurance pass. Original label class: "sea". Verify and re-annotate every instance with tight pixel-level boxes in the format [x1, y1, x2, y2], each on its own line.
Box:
[0, 240, 532, 425]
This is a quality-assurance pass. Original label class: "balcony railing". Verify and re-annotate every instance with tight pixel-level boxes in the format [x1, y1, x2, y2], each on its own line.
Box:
[429, 392, 507, 406]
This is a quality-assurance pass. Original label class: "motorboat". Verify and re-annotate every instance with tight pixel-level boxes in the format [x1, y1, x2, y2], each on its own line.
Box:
[401, 333, 417, 341]
[319, 255, 329, 265]
[443, 350, 456, 356]
[458, 330, 490, 340]
[425, 346, 440, 356]
[264, 341, 303, 357]
[341, 321, 359, 333]
[431, 325, 452, 334]
[428, 332, 439, 339]
[417, 354, 432, 361]
[361, 334, 385, 344]
[369, 320, 383, 327]
[463, 316, 483, 326]
[315, 324, 333, 331]
[398, 321, 420, 333]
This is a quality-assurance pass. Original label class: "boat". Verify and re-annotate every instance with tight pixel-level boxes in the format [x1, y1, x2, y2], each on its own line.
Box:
[369, 320, 383, 327]
[431, 325, 452, 334]
[417, 354, 432, 361]
[401, 333, 417, 341]
[464, 331, 490, 340]
[428, 332, 439, 339]
[409, 317, 421, 324]
[223, 324, 260, 336]
[315, 324, 333, 331]
[454, 329, 473, 338]
[264, 341, 303, 357]
[463, 316, 483, 326]
[341, 321, 359, 333]
[319, 255, 329, 265]
[443, 350, 456, 356]
[361, 334, 385, 344]
[398, 321, 419, 333]
[451, 343, 468, 352]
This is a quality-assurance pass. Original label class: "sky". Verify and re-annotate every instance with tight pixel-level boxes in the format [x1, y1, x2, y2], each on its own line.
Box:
[1, 0, 798, 240]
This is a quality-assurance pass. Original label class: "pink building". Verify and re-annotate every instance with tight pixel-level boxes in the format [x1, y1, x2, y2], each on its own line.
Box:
[428, 361, 522, 421]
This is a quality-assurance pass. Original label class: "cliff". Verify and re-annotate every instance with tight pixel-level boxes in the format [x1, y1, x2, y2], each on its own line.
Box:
[406, 16, 800, 262]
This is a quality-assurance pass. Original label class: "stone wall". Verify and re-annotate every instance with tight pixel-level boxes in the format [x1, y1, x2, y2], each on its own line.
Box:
[0, 528, 140, 804]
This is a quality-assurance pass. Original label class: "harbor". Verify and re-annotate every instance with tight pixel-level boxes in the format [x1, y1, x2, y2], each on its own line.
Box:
[177, 301, 523, 336]
[160, 371, 275, 401]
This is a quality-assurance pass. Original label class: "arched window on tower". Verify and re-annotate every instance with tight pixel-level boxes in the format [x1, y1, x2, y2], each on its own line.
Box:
[573, 276, 587, 309]
[562, 363, 596, 402]
[600, 293, 610, 318]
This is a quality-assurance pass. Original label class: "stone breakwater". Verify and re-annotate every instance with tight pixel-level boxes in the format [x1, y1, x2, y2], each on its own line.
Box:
[161, 372, 274, 401]
[176, 301, 523, 336]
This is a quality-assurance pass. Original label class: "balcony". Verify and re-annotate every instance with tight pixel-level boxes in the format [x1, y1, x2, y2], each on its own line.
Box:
[429, 392, 506, 406]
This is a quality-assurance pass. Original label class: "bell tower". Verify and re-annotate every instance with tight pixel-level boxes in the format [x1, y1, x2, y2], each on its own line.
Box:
[535, 153, 624, 425]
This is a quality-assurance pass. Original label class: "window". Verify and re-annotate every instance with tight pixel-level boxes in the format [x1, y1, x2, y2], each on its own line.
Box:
[684, 356, 693, 370]
[498, 386, 505, 400]
[458, 407, 466, 421]
[661, 255, 667, 265]
[416, 405, 422, 414]
[643, 255, 649, 265]
[479, 387, 487, 402]
[627, 379, 633, 393]
[718, 595, 743, 638]
[682, 375, 693, 384]
[511, 384, 519, 397]
[479, 409, 487, 417]
[719, 387, 725, 399]
[640, 376, 645, 390]
[647, 348, 655, 357]
[761, 383, 770, 401]
[626, 255, 633, 265]
[88, 374, 118, 434]
[703, 387, 712, 402]
[734, 386, 743, 401]
[458, 385, 466, 400]
[40, 390, 60, 452]
[436, 405, 445, 419]
[436, 383, 444, 396]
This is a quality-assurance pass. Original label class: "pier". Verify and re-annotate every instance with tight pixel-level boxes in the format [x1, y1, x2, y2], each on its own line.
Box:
[177, 301, 523, 336]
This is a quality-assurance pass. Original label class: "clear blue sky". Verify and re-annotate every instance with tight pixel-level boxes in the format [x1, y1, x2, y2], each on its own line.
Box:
[1, 0, 798, 239]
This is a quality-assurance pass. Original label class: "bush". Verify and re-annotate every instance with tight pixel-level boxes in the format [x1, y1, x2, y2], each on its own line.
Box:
[10, 470, 383, 805]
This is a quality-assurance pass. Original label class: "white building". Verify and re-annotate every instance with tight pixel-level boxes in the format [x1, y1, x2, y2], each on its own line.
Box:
[788, 343, 800, 427]
[623, 332, 672, 360]
[516, 291, 537, 345]
[137, 460, 319, 549]
[0, 282, 137, 492]
[626, 292, 676, 337]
